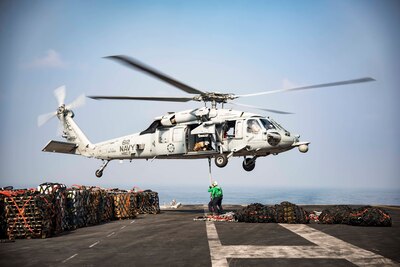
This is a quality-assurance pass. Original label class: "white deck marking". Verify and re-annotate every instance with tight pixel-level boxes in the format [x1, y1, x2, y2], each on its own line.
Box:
[279, 224, 399, 266]
[205, 211, 399, 266]
[62, 253, 78, 263]
[130, 220, 135, 224]
[89, 241, 100, 248]
[120, 225, 126, 230]
[206, 221, 228, 267]
[106, 232, 115, 237]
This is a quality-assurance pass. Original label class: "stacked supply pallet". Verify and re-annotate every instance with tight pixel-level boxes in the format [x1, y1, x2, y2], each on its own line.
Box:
[318, 205, 392, 226]
[65, 186, 83, 229]
[0, 193, 6, 239]
[112, 191, 135, 219]
[101, 191, 114, 222]
[38, 183, 67, 235]
[134, 190, 160, 214]
[129, 193, 138, 216]
[235, 202, 309, 223]
[87, 187, 102, 225]
[0, 183, 161, 240]
[66, 185, 93, 228]
[2, 190, 52, 239]
[274, 201, 309, 224]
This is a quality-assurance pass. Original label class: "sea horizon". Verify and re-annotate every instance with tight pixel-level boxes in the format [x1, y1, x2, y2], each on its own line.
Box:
[154, 185, 400, 206]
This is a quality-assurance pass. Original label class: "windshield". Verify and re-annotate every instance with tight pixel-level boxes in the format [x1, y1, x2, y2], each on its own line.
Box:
[269, 118, 286, 131]
[269, 118, 291, 136]
[260, 118, 275, 130]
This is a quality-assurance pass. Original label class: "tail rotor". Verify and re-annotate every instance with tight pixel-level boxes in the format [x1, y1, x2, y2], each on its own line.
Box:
[37, 85, 85, 128]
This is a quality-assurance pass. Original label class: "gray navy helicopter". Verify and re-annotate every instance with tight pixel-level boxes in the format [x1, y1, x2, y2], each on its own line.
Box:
[39, 55, 375, 177]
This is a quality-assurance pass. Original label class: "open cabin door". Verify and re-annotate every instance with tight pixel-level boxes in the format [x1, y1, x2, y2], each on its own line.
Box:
[187, 123, 217, 153]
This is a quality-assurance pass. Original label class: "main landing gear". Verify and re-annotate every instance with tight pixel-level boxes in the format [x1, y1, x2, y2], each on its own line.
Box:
[214, 154, 257, 172]
[214, 154, 228, 168]
[95, 160, 110, 178]
[242, 157, 256, 172]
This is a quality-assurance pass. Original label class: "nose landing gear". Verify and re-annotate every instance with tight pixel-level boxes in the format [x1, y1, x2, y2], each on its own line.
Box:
[95, 160, 110, 178]
[242, 157, 256, 172]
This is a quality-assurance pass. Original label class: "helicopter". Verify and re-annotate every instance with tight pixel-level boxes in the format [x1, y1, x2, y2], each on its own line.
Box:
[39, 55, 375, 177]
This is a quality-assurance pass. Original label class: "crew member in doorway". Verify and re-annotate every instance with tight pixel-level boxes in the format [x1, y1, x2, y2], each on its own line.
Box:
[208, 181, 224, 215]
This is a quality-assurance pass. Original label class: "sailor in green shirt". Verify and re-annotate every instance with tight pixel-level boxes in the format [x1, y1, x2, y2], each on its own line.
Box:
[208, 181, 224, 215]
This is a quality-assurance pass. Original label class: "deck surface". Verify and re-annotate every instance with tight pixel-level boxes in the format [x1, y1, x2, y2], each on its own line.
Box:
[1, 205, 399, 266]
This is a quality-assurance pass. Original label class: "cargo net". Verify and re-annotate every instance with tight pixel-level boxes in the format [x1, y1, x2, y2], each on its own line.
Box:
[0, 194, 6, 239]
[0, 184, 160, 240]
[0, 190, 53, 240]
[37, 183, 67, 235]
[112, 191, 135, 220]
[235, 202, 309, 224]
[110, 190, 160, 219]
[318, 205, 392, 226]
[65, 186, 115, 229]
[133, 190, 160, 215]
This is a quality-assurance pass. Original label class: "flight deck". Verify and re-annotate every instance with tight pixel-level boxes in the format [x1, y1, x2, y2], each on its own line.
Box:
[1, 205, 399, 266]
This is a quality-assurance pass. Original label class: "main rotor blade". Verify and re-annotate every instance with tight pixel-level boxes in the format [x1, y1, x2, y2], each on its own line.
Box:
[231, 102, 293, 114]
[105, 55, 204, 95]
[237, 77, 375, 97]
[88, 95, 194, 102]
[54, 85, 66, 106]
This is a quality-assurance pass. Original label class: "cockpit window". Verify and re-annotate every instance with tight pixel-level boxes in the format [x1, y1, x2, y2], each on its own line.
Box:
[269, 118, 291, 136]
[247, 119, 261, 134]
[260, 118, 275, 130]
[269, 118, 286, 131]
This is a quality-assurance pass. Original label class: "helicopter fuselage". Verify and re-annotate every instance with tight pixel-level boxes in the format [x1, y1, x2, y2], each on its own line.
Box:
[42, 107, 309, 177]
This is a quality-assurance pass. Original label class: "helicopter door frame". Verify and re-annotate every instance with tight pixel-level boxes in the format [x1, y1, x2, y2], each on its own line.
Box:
[235, 120, 243, 139]
[156, 127, 172, 155]
[171, 126, 186, 154]
[222, 119, 245, 153]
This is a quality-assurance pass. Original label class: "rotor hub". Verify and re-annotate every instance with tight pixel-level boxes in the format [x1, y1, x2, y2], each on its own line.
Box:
[194, 92, 237, 104]
[57, 104, 66, 115]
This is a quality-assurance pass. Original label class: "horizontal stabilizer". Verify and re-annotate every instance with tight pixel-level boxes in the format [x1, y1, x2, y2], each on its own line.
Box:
[42, 140, 79, 155]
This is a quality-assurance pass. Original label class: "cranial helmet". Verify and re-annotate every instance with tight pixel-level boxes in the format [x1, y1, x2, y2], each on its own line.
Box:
[212, 181, 218, 186]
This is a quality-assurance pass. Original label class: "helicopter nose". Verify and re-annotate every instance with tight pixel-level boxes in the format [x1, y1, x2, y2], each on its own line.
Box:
[279, 133, 297, 147]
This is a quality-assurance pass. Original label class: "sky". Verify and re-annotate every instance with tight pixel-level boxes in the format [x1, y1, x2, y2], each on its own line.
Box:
[0, 0, 399, 192]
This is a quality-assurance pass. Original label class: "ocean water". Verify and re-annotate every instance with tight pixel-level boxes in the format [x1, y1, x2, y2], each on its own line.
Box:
[11, 182, 399, 206]
[155, 185, 400, 206]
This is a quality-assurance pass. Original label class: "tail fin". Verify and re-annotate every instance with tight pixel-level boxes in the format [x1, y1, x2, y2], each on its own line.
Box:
[39, 86, 93, 157]
[58, 107, 93, 156]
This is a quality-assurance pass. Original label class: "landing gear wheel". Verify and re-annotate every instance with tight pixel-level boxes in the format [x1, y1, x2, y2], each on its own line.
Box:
[242, 158, 256, 172]
[95, 170, 103, 178]
[215, 154, 228, 168]
[95, 160, 110, 178]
